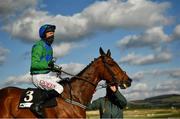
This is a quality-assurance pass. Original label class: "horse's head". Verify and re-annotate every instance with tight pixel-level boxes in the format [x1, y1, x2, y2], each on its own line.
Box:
[97, 47, 132, 89]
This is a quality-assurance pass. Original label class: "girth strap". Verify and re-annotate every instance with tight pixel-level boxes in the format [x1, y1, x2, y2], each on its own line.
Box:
[64, 98, 86, 109]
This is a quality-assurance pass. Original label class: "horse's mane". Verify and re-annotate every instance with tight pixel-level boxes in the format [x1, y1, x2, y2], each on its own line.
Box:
[60, 57, 99, 85]
[76, 58, 98, 77]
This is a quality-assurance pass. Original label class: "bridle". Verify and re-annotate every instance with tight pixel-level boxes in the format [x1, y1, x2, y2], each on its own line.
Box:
[59, 56, 126, 87]
[102, 56, 126, 86]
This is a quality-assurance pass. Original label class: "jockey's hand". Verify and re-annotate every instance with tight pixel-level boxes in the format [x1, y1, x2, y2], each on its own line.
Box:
[52, 65, 62, 74]
[56, 66, 62, 74]
[48, 60, 55, 69]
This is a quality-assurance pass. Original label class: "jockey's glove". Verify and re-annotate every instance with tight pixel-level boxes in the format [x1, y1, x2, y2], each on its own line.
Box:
[51, 65, 62, 74]
[48, 60, 55, 69]
[54, 66, 62, 73]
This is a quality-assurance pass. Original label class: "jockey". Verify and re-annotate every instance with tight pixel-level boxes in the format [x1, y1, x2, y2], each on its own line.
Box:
[30, 24, 63, 117]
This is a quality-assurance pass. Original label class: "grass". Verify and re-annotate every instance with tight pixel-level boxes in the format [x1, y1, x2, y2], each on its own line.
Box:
[86, 108, 180, 119]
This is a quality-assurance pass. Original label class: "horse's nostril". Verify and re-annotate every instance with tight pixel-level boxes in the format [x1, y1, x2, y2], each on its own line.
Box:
[128, 78, 132, 83]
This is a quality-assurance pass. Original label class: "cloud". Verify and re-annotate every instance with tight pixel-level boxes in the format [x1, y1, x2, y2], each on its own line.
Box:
[130, 68, 180, 81]
[117, 26, 171, 49]
[122, 72, 180, 100]
[0, 0, 37, 22]
[2, 73, 32, 87]
[133, 83, 148, 92]
[60, 63, 85, 77]
[53, 42, 84, 58]
[2, 0, 171, 42]
[121, 82, 150, 100]
[119, 50, 172, 65]
[130, 68, 180, 83]
[0, 45, 10, 65]
[131, 71, 144, 81]
[153, 79, 180, 95]
[137, 68, 180, 79]
[172, 24, 180, 39]
[122, 68, 180, 100]
[82, 0, 170, 28]
[169, 70, 180, 78]
[123, 79, 180, 100]
[2, 9, 48, 42]
[149, 68, 180, 79]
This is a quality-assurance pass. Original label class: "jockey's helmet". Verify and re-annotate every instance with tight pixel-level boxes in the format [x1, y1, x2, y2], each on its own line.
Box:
[39, 24, 56, 39]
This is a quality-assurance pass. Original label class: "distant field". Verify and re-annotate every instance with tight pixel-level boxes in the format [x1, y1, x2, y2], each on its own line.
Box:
[86, 108, 180, 118]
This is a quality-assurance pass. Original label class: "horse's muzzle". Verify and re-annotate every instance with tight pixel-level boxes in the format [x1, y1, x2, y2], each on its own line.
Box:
[120, 78, 132, 89]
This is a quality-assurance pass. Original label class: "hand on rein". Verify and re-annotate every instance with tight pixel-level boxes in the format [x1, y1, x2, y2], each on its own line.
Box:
[52, 64, 62, 76]
[110, 85, 117, 92]
[107, 82, 118, 93]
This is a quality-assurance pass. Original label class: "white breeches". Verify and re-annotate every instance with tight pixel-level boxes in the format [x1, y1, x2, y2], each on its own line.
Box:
[31, 73, 64, 94]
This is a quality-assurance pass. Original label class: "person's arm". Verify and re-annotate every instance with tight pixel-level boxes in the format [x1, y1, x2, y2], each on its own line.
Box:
[31, 44, 49, 70]
[86, 98, 101, 111]
[114, 90, 127, 108]
[110, 86, 127, 108]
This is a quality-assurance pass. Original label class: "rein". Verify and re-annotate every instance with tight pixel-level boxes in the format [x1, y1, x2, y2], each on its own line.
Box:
[54, 65, 96, 87]
[61, 69, 96, 87]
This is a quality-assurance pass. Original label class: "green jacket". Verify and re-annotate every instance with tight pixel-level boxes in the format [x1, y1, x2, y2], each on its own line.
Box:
[87, 90, 127, 118]
[30, 40, 53, 74]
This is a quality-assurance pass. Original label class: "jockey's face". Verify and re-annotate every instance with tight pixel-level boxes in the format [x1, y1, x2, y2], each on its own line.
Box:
[45, 31, 54, 38]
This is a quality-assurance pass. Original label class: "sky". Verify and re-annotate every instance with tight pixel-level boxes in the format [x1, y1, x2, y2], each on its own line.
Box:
[0, 0, 180, 101]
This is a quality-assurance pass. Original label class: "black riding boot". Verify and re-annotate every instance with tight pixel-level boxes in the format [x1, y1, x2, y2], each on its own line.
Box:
[30, 90, 59, 118]
[47, 90, 60, 97]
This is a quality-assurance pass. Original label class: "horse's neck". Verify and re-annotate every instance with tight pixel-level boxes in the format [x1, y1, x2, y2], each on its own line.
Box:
[63, 60, 101, 105]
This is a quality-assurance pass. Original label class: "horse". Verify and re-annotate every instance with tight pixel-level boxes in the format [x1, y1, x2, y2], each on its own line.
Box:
[0, 48, 132, 118]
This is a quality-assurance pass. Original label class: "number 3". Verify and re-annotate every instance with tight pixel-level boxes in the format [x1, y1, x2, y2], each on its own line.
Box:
[24, 91, 34, 102]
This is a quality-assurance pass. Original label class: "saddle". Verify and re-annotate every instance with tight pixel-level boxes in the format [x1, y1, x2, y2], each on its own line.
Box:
[19, 88, 57, 109]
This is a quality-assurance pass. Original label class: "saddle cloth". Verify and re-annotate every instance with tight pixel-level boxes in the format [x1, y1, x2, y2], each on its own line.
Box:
[19, 88, 57, 108]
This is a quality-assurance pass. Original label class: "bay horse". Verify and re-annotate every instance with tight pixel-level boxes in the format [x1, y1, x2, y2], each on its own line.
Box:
[0, 48, 132, 118]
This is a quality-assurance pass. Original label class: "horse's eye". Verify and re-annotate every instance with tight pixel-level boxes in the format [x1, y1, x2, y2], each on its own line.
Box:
[104, 58, 114, 65]
[108, 61, 114, 66]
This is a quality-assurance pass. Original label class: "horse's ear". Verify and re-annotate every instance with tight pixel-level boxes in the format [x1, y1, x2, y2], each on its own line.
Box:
[107, 49, 111, 57]
[99, 47, 105, 56]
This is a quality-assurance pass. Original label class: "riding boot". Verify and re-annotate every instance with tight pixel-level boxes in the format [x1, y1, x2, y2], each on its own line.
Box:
[30, 90, 59, 118]
[59, 76, 70, 83]
[47, 90, 60, 97]
[30, 91, 49, 118]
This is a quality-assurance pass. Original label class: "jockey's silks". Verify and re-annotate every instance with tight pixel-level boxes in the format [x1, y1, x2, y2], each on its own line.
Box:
[30, 40, 53, 74]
